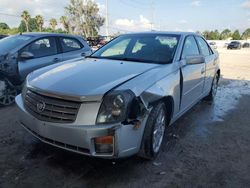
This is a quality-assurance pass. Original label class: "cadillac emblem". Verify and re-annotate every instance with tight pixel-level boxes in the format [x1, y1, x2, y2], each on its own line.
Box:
[37, 101, 46, 113]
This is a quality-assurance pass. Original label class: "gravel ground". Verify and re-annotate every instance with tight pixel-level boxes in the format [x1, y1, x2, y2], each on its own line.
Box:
[0, 48, 250, 188]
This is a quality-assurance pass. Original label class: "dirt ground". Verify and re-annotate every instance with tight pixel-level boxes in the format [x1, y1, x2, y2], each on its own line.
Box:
[0, 48, 250, 188]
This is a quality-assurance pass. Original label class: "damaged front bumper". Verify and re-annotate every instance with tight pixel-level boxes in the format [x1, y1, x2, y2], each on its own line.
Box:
[15, 95, 146, 159]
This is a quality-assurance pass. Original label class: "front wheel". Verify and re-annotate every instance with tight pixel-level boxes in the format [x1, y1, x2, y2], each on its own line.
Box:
[0, 78, 18, 107]
[138, 102, 168, 159]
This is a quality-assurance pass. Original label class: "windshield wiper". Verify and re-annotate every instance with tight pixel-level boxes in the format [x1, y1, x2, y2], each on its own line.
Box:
[112, 57, 157, 64]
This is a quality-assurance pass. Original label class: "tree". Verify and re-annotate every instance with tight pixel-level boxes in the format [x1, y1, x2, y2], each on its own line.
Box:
[232, 30, 241, 40]
[60, 16, 69, 33]
[65, 0, 105, 37]
[21, 10, 30, 32]
[50, 18, 57, 31]
[241, 28, 250, 40]
[18, 18, 38, 33]
[202, 30, 210, 39]
[35, 15, 44, 32]
[0, 23, 10, 30]
[220, 29, 231, 40]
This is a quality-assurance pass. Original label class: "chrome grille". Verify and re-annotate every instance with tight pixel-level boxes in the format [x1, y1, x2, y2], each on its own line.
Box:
[24, 90, 81, 123]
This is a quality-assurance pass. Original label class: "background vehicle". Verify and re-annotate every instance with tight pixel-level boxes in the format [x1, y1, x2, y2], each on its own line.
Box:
[0, 35, 8, 39]
[209, 42, 217, 49]
[243, 42, 250, 48]
[16, 32, 220, 159]
[227, 41, 241, 49]
[0, 33, 92, 106]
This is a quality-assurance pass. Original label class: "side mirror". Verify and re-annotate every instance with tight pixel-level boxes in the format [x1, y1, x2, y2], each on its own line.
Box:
[185, 55, 205, 65]
[19, 51, 34, 60]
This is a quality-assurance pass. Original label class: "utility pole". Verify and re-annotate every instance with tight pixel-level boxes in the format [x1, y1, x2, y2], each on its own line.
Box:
[105, 0, 109, 38]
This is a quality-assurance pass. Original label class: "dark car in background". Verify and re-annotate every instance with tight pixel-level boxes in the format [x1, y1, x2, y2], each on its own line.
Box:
[0, 35, 8, 40]
[0, 33, 92, 106]
[243, 42, 250, 48]
[227, 41, 242, 49]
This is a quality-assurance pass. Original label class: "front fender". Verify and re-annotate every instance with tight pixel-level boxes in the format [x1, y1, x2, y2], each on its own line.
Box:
[139, 69, 181, 115]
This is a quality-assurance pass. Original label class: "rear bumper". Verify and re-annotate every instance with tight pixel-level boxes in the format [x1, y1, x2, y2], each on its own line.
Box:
[15, 95, 145, 159]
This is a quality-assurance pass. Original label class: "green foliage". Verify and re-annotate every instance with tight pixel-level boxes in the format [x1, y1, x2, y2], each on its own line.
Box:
[18, 18, 38, 33]
[35, 15, 44, 32]
[0, 28, 19, 35]
[0, 23, 10, 30]
[60, 16, 69, 33]
[202, 30, 220, 40]
[21, 10, 31, 32]
[220, 29, 231, 40]
[232, 30, 241, 40]
[65, 0, 105, 37]
[50, 18, 57, 31]
[242, 28, 250, 40]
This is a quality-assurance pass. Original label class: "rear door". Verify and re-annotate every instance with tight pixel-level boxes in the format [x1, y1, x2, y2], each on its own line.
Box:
[180, 35, 206, 111]
[59, 37, 91, 61]
[195, 36, 216, 94]
[18, 37, 62, 80]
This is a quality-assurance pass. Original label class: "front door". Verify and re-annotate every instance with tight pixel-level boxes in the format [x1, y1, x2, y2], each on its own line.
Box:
[180, 35, 205, 111]
[18, 37, 62, 81]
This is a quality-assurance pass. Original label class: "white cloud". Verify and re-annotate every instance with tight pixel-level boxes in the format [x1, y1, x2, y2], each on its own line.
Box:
[115, 19, 135, 27]
[191, 0, 201, 7]
[114, 15, 152, 32]
[178, 19, 188, 24]
[242, 0, 250, 8]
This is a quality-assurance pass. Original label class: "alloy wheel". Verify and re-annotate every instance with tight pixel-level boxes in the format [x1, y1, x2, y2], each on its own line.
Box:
[0, 79, 17, 106]
[152, 109, 166, 153]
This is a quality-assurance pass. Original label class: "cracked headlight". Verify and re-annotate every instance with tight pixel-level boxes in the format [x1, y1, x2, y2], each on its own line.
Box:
[96, 90, 136, 124]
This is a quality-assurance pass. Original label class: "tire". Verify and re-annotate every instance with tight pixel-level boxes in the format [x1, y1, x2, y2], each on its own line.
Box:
[204, 73, 219, 102]
[138, 102, 169, 160]
[0, 78, 18, 107]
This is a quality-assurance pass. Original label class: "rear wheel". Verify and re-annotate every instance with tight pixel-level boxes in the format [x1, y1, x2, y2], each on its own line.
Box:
[138, 102, 168, 159]
[0, 79, 18, 106]
[204, 73, 219, 101]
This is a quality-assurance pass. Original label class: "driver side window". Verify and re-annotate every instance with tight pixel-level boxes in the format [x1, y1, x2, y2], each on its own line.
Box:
[21, 37, 58, 59]
[182, 36, 199, 59]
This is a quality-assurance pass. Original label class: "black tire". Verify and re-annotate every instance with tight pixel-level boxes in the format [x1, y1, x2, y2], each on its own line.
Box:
[204, 73, 219, 102]
[0, 78, 18, 107]
[138, 102, 169, 160]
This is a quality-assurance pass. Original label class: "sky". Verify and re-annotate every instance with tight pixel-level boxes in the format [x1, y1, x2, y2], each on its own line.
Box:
[0, 0, 250, 35]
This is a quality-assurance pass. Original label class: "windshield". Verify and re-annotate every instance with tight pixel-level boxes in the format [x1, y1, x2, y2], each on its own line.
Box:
[0, 35, 33, 54]
[91, 34, 180, 64]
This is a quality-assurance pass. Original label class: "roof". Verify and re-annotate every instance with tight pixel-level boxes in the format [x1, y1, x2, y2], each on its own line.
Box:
[19, 32, 84, 39]
[123, 31, 199, 36]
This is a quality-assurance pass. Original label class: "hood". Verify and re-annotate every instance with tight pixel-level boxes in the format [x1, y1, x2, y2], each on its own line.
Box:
[28, 58, 159, 101]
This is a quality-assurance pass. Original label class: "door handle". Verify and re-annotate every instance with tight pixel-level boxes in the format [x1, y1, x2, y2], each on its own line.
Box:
[53, 58, 60, 62]
[81, 52, 86, 57]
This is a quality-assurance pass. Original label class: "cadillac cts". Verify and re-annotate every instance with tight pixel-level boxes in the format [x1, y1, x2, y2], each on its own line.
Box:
[15, 32, 220, 159]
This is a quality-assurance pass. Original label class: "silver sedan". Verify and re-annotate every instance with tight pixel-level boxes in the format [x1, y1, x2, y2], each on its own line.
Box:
[16, 32, 220, 159]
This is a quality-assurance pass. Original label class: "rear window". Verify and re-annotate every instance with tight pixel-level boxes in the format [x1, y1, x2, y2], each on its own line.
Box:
[60, 37, 83, 53]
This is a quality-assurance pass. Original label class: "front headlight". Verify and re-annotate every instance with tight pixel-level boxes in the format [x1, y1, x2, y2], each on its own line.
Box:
[96, 90, 136, 124]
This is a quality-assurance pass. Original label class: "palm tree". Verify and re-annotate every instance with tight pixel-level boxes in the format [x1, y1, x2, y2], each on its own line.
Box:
[21, 10, 30, 32]
[50, 18, 57, 31]
[35, 15, 44, 32]
[60, 16, 69, 33]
